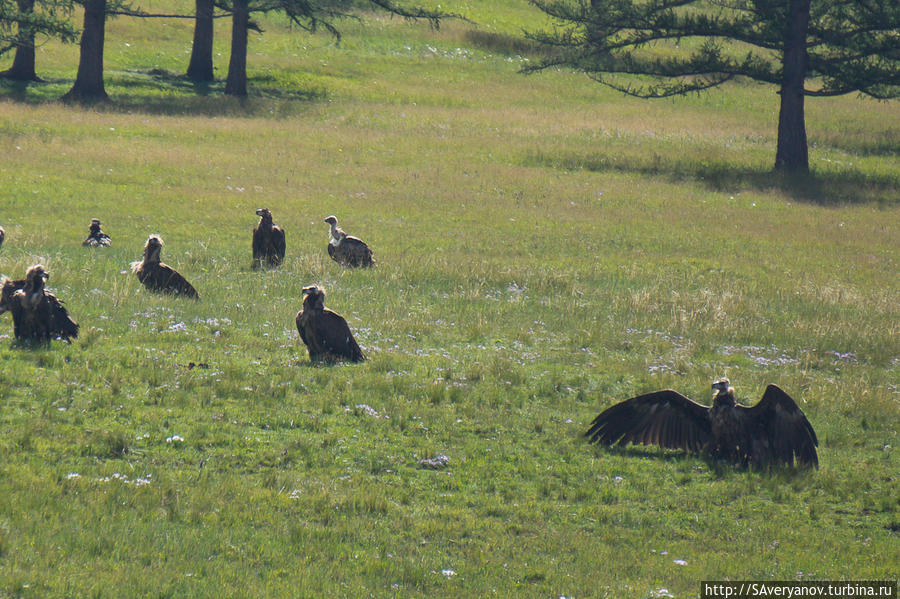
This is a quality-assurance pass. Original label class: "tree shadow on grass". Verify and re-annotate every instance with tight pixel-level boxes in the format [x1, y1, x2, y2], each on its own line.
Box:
[1, 68, 328, 117]
[526, 149, 900, 206]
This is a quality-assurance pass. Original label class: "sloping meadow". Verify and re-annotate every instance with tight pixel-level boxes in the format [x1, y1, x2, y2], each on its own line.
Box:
[0, 1, 898, 596]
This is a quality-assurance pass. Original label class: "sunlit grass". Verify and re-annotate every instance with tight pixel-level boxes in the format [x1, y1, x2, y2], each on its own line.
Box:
[1, 0, 899, 597]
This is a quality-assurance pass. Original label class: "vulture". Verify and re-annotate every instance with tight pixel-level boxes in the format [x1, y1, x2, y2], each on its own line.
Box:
[585, 378, 818, 469]
[2, 265, 79, 343]
[131, 235, 199, 298]
[324, 215, 375, 268]
[252, 208, 286, 268]
[295, 284, 365, 363]
[82, 218, 111, 247]
[0, 277, 25, 338]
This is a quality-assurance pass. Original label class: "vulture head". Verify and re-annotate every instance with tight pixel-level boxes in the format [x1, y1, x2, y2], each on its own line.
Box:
[89, 218, 102, 232]
[256, 208, 273, 223]
[24, 264, 49, 308]
[26, 264, 49, 285]
[712, 377, 736, 407]
[324, 215, 344, 245]
[302, 284, 326, 310]
[143, 235, 163, 264]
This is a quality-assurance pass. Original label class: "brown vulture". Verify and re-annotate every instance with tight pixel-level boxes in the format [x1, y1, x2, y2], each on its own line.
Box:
[2, 265, 79, 343]
[252, 208, 286, 268]
[585, 378, 818, 468]
[82, 218, 111, 247]
[295, 284, 365, 363]
[131, 235, 199, 299]
[324, 215, 375, 268]
[0, 277, 25, 338]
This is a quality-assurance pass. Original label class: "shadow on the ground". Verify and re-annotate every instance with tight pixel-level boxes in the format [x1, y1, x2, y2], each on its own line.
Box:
[0, 68, 327, 117]
[526, 149, 900, 206]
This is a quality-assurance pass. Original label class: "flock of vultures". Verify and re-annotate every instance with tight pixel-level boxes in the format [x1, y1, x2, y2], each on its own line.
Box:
[0, 211, 819, 470]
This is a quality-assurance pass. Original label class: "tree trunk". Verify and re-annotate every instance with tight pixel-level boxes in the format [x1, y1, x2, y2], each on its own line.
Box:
[1, 0, 39, 81]
[224, 0, 249, 96]
[186, 0, 215, 81]
[62, 0, 108, 103]
[774, 0, 810, 175]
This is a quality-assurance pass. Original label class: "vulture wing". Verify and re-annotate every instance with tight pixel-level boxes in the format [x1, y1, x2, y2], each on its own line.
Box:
[737, 384, 818, 468]
[585, 390, 712, 453]
[345, 236, 374, 266]
[314, 309, 365, 362]
[295, 310, 312, 351]
[272, 226, 286, 262]
[252, 227, 266, 262]
[158, 264, 199, 299]
[38, 293, 79, 341]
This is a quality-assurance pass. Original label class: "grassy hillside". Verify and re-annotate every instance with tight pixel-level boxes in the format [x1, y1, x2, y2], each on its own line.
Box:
[1, 1, 899, 597]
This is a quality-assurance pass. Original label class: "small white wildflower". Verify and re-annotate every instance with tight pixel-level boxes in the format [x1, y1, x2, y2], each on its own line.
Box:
[673, 559, 688, 566]
[65, 472, 81, 480]
[166, 435, 184, 443]
[440, 569, 456, 577]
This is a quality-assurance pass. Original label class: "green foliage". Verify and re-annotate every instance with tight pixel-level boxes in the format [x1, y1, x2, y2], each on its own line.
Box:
[0, 1, 899, 596]
[527, 0, 900, 98]
[0, 0, 77, 55]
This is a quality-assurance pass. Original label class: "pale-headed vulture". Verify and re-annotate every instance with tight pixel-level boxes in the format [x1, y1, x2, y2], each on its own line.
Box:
[324, 215, 375, 268]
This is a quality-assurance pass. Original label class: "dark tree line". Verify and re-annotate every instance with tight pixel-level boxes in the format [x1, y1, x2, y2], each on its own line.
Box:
[2, 0, 457, 100]
[526, 0, 900, 175]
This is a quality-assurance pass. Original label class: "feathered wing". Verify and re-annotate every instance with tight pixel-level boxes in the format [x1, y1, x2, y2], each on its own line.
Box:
[738, 384, 818, 468]
[344, 236, 374, 267]
[252, 226, 265, 262]
[585, 390, 712, 453]
[151, 264, 199, 298]
[37, 293, 79, 341]
[314, 309, 365, 362]
[330, 236, 374, 267]
[272, 226, 286, 263]
[296, 310, 313, 353]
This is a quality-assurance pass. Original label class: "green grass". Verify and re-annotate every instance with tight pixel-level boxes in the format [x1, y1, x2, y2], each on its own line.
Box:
[1, 1, 899, 597]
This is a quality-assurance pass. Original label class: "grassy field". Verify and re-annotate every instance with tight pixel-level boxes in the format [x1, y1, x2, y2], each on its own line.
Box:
[1, 1, 899, 597]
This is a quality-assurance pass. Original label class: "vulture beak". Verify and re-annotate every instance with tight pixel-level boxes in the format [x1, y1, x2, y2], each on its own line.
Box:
[256, 209, 265, 216]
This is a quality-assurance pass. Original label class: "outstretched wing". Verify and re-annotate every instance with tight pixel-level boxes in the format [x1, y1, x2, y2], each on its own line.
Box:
[585, 390, 712, 452]
[738, 384, 818, 468]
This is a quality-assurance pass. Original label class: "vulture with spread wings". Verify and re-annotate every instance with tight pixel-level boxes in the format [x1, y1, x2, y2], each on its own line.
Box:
[295, 284, 365, 363]
[585, 378, 818, 468]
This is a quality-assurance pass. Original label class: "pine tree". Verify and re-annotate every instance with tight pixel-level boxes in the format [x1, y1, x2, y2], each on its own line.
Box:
[527, 0, 900, 174]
